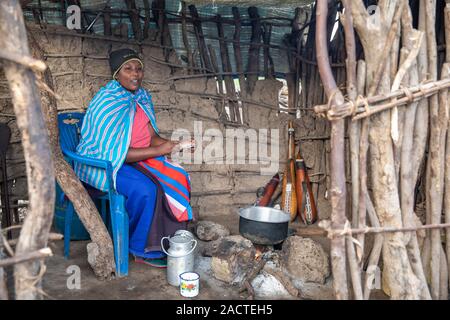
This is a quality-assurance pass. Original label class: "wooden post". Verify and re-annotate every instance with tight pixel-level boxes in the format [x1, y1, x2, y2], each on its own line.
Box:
[208, 45, 226, 121]
[60, 0, 66, 26]
[445, 1, 450, 292]
[189, 4, 212, 73]
[125, 0, 143, 41]
[341, 0, 361, 254]
[0, 0, 55, 300]
[31, 8, 41, 25]
[247, 7, 262, 96]
[181, 1, 193, 74]
[216, 14, 240, 123]
[292, 7, 304, 114]
[262, 23, 272, 79]
[0, 232, 8, 300]
[316, 0, 348, 300]
[232, 7, 248, 124]
[28, 34, 116, 281]
[143, 0, 151, 39]
[399, 4, 432, 300]
[424, 0, 447, 300]
[341, 0, 363, 300]
[103, 5, 112, 36]
[152, 0, 173, 61]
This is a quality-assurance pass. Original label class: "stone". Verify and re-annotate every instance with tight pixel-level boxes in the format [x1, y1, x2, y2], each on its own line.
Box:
[195, 255, 213, 278]
[196, 220, 230, 241]
[291, 277, 335, 300]
[86, 242, 99, 269]
[201, 238, 221, 257]
[210, 235, 256, 285]
[251, 272, 293, 299]
[281, 236, 330, 284]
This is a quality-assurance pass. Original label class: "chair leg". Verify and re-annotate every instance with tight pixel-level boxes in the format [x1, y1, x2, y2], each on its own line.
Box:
[101, 199, 107, 223]
[109, 194, 129, 277]
[64, 202, 74, 259]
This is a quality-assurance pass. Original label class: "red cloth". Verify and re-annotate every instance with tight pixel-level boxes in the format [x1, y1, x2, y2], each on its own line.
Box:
[130, 103, 151, 148]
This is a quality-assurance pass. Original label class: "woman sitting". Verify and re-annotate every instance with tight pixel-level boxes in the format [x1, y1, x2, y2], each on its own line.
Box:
[75, 48, 193, 268]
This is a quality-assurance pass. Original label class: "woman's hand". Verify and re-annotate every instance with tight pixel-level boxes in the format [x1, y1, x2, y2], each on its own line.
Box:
[174, 139, 196, 153]
[159, 140, 180, 155]
[126, 141, 179, 162]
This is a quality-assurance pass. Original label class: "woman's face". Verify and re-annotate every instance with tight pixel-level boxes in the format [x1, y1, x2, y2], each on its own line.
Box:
[116, 60, 143, 92]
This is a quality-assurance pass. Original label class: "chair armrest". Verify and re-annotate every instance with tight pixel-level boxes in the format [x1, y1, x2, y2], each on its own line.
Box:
[63, 150, 115, 189]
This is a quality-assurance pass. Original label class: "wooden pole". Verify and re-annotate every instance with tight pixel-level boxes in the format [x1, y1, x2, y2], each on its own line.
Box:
[0, 248, 52, 268]
[189, 4, 212, 73]
[285, 13, 297, 113]
[445, 1, 450, 292]
[0, 0, 55, 300]
[0, 231, 8, 300]
[181, 1, 193, 74]
[424, 0, 445, 300]
[292, 7, 304, 114]
[341, 0, 363, 300]
[263, 23, 269, 79]
[152, 0, 172, 61]
[28, 34, 116, 281]
[207, 44, 226, 121]
[316, 0, 348, 300]
[232, 7, 248, 125]
[247, 7, 262, 96]
[103, 5, 112, 36]
[60, 0, 66, 26]
[216, 14, 240, 123]
[143, 0, 151, 39]
[362, 194, 383, 300]
[125, 0, 142, 41]
[314, 77, 450, 118]
[399, 4, 431, 300]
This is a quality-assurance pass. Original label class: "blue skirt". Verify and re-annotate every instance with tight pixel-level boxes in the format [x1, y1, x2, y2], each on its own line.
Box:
[116, 164, 165, 259]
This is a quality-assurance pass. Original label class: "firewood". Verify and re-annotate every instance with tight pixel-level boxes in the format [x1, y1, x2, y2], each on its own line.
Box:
[263, 266, 299, 298]
[238, 258, 266, 293]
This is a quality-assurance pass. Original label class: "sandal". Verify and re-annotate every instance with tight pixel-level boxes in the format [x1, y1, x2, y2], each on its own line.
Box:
[134, 256, 167, 268]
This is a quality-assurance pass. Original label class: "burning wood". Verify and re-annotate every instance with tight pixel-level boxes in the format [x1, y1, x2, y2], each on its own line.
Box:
[254, 244, 266, 261]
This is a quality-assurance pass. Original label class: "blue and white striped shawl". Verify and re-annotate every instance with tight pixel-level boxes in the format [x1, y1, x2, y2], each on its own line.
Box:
[75, 80, 159, 191]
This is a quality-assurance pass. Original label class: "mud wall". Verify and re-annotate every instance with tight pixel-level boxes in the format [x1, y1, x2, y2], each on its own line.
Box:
[0, 23, 332, 221]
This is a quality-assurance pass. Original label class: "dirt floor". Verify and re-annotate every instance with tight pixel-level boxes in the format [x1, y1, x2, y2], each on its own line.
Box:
[42, 239, 242, 300]
[30, 213, 386, 300]
[41, 214, 245, 300]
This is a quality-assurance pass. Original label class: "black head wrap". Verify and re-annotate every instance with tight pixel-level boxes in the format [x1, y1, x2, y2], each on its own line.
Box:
[109, 48, 143, 79]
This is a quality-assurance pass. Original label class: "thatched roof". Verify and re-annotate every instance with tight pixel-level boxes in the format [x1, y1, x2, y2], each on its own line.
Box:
[185, 0, 314, 6]
[22, 0, 315, 75]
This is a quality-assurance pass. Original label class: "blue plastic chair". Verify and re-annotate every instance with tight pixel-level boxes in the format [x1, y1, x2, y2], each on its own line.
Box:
[56, 112, 129, 277]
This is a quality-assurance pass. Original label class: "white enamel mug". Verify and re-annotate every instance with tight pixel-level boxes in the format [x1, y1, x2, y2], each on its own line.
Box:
[179, 272, 199, 298]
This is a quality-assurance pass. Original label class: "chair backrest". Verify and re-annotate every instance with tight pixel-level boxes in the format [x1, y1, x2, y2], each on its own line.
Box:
[58, 112, 85, 153]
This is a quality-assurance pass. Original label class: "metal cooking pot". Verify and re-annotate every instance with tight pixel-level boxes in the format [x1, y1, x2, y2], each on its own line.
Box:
[238, 206, 290, 245]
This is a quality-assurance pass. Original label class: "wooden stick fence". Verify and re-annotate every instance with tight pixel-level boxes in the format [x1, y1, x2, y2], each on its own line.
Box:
[319, 220, 450, 238]
[314, 78, 450, 120]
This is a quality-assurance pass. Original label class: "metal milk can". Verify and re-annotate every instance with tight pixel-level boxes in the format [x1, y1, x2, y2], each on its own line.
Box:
[161, 230, 197, 286]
